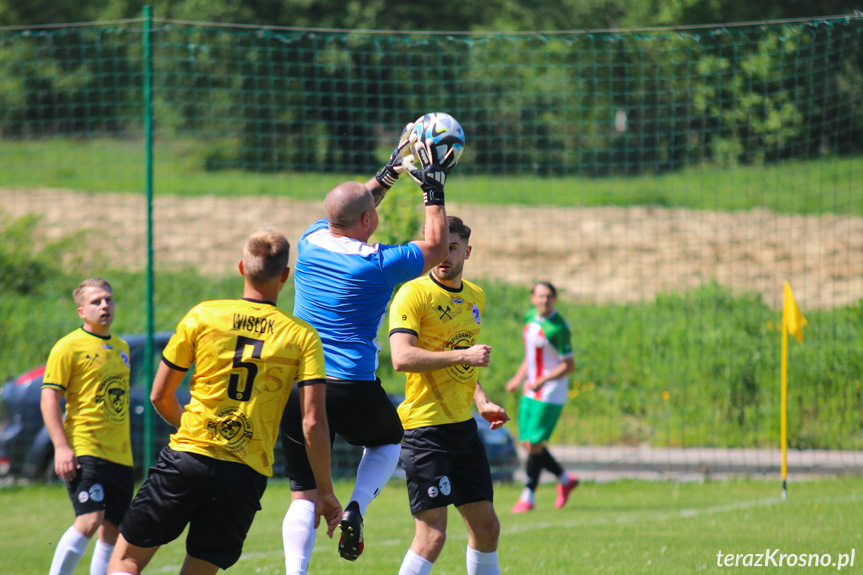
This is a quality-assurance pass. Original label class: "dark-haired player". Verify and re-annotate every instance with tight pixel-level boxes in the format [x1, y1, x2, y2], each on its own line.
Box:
[389, 216, 509, 575]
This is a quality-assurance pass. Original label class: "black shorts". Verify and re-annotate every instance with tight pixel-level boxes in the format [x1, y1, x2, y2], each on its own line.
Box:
[400, 418, 494, 514]
[280, 379, 404, 491]
[119, 447, 267, 570]
[66, 455, 134, 527]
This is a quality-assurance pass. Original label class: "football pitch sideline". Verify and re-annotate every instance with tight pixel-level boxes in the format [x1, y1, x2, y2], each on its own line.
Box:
[1, 476, 861, 574]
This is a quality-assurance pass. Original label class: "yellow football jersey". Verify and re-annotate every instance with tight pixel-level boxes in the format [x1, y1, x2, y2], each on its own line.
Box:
[42, 329, 133, 466]
[162, 298, 325, 477]
[389, 273, 486, 429]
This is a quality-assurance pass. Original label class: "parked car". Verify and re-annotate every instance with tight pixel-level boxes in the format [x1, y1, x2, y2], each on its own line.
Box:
[0, 332, 183, 482]
[0, 334, 518, 482]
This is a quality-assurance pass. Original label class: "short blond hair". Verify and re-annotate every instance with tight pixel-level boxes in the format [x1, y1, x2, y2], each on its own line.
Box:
[73, 277, 112, 305]
[242, 227, 291, 283]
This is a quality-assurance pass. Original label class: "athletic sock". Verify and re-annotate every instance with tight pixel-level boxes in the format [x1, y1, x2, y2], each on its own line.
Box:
[283, 499, 317, 575]
[540, 447, 564, 477]
[466, 547, 500, 575]
[525, 453, 542, 491]
[89, 539, 114, 575]
[350, 443, 401, 515]
[398, 549, 434, 575]
[50, 526, 91, 575]
[519, 487, 535, 505]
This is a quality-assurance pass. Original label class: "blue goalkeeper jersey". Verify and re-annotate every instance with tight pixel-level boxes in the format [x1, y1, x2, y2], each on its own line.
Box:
[293, 218, 424, 380]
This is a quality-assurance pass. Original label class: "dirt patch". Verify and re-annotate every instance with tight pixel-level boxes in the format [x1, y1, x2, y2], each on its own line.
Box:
[4, 188, 862, 310]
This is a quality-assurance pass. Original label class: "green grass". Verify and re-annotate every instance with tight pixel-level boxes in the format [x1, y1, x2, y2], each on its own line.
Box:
[1, 477, 862, 574]
[2, 263, 862, 450]
[1, 138, 860, 214]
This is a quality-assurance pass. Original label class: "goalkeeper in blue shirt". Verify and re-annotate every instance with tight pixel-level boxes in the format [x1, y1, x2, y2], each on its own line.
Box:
[280, 120, 461, 572]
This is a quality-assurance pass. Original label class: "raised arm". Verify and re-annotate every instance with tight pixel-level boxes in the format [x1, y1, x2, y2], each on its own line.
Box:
[414, 205, 448, 274]
[367, 121, 415, 207]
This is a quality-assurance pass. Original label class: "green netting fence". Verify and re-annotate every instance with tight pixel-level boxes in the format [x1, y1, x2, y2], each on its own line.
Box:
[1, 12, 862, 478]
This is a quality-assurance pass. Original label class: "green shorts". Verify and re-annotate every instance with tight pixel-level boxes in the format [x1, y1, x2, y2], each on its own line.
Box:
[518, 395, 564, 444]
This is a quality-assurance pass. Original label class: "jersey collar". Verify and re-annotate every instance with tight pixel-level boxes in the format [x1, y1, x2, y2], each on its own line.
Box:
[429, 272, 464, 293]
[242, 297, 277, 306]
[80, 327, 111, 340]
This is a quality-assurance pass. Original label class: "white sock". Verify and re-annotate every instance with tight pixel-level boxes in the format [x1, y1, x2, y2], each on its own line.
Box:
[398, 549, 434, 575]
[350, 444, 401, 515]
[519, 487, 535, 504]
[466, 547, 500, 575]
[50, 526, 91, 575]
[90, 539, 114, 575]
[283, 499, 317, 575]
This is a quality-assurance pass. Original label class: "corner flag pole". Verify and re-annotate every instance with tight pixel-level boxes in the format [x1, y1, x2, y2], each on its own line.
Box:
[780, 281, 808, 502]
[780, 287, 789, 501]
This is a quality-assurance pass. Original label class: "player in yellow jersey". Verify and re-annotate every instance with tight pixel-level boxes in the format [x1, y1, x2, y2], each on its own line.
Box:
[107, 228, 341, 575]
[388, 216, 509, 575]
[42, 277, 134, 575]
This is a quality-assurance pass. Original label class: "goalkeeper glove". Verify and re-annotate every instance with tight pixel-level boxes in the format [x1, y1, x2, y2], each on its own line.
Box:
[403, 148, 447, 207]
[374, 122, 414, 189]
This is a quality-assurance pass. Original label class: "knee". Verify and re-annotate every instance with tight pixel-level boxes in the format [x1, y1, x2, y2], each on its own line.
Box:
[426, 528, 447, 553]
[416, 527, 447, 557]
[475, 514, 500, 546]
[73, 512, 104, 539]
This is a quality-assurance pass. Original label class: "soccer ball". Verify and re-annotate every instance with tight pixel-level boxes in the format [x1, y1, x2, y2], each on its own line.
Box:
[406, 112, 465, 172]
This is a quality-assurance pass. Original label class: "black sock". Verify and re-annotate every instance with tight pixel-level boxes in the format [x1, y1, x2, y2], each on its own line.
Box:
[526, 453, 542, 491]
[540, 447, 564, 477]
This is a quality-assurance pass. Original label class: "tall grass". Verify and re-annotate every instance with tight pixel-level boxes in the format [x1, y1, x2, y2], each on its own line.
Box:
[2, 216, 861, 450]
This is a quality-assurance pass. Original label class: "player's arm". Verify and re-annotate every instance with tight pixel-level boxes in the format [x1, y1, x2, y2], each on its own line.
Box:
[390, 331, 490, 372]
[150, 360, 188, 428]
[530, 356, 575, 391]
[413, 205, 448, 274]
[364, 177, 389, 207]
[505, 358, 528, 393]
[368, 121, 415, 204]
[40, 387, 78, 481]
[299, 380, 342, 537]
[474, 381, 510, 430]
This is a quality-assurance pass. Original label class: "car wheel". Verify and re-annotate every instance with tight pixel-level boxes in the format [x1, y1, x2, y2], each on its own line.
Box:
[42, 453, 58, 484]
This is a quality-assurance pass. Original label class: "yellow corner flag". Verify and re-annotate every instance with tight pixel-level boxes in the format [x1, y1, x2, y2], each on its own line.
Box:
[780, 281, 808, 501]
[784, 282, 808, 344]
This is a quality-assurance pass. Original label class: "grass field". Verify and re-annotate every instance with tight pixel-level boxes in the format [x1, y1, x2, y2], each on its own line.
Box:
[2, 476, 861, 574]
[1, 138, 860, 215]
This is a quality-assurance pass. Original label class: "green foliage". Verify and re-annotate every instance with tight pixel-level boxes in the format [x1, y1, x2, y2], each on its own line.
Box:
[0, 213, 53, 295]
[372, 181, 423, 246]
[548, 283, 863, 449]
[1, 20, 860, 177]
